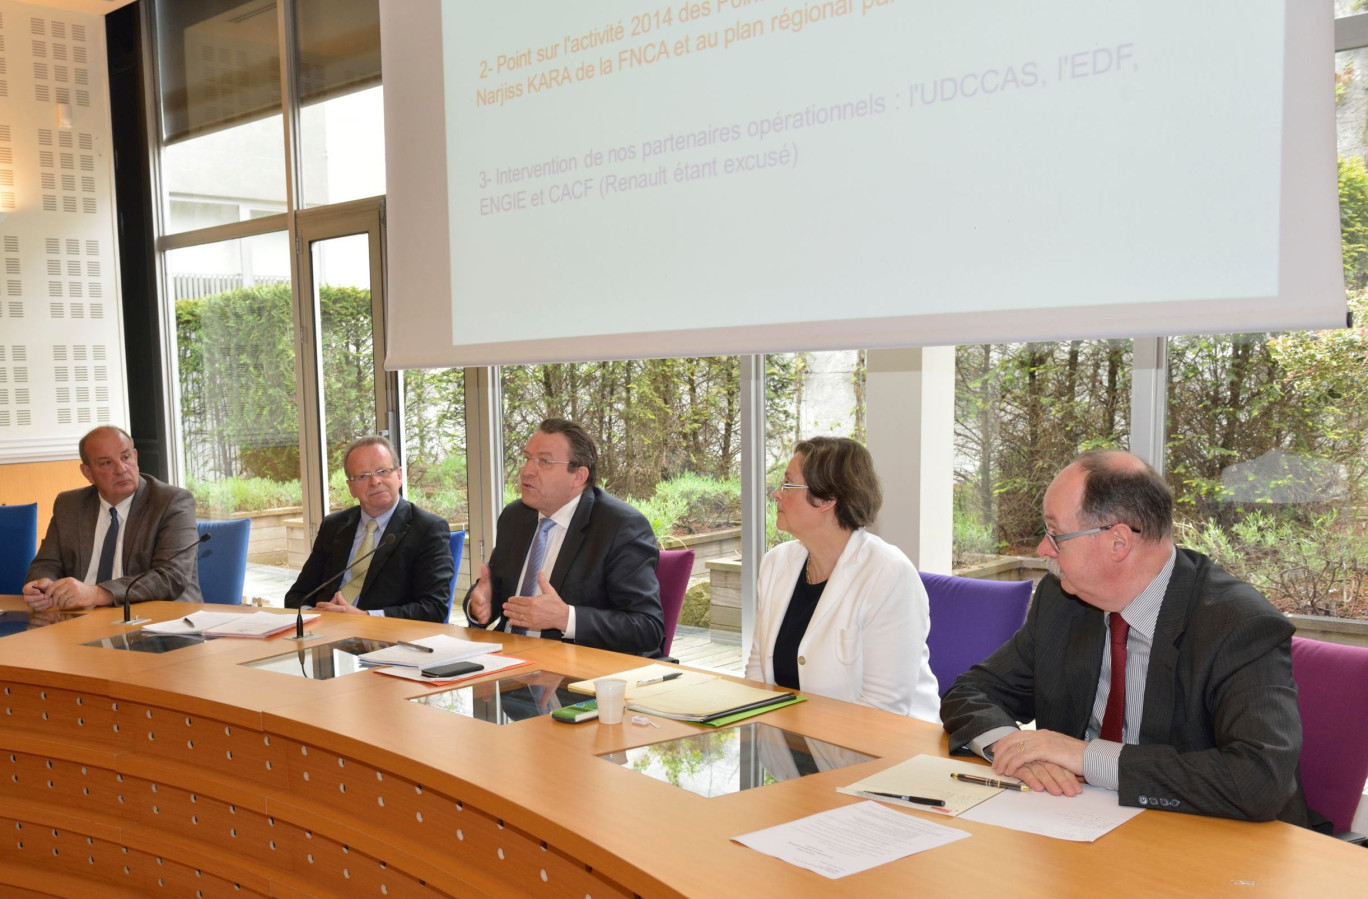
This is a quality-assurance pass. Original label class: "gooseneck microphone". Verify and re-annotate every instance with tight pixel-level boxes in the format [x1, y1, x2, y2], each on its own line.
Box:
[118, 532, 211, 626]
[288, 531, 400, 640]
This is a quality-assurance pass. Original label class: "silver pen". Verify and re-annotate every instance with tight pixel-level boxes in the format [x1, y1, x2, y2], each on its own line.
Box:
[397, 640, 434, 653]
[637, 672, 682, 686]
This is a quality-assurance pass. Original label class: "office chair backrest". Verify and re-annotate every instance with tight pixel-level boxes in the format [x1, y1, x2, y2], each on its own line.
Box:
[1290, 636, 1368, 835]
[0, 503, 40, 594]
[445, 530, 467, 622]
[656, 549, 695, 657]
[195, 518, 251, 605]
[921, 571, 1033, 697]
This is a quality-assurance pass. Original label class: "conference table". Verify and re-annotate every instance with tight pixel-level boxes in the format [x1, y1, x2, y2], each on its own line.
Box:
[1, 597, 1362, 898]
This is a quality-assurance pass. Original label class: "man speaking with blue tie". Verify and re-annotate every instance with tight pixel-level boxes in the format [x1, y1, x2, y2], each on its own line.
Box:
[463, 419, 664, 657]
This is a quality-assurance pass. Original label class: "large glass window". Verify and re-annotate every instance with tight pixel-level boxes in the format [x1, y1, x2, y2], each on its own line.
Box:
[1158, 43, 1368, 623]
[294, 0, 385, 206]
[403, 367, 468, 590]
[497, 358, 742, 647]
[169, 233, 300, 595]
[763, 351, 867, 550]
[157, 1, 288, 234]
[954, 340, 1133, 569]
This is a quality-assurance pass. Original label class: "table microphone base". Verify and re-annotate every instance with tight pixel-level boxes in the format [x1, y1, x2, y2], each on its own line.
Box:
[117, 616, 152, 626]
[285, 631, 327, 642]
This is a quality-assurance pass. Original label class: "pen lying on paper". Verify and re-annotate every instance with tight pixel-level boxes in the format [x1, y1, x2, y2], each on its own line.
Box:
[182, 617, 196, 626]
[397, 640, 434, 653]
[863, 791, 946, 807]
[950, 772, 1031, 791]
[637, 672, 683, 686]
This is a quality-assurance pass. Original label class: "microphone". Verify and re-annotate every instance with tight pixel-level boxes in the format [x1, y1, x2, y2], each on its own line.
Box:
[118, 532, 211, 626]
[288, 531, 400, 640]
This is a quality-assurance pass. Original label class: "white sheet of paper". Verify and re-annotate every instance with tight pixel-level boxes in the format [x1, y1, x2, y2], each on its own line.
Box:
[373, 653, 527, 683]
[732, 800, 970, 879]
[959, 783, 1144, 841]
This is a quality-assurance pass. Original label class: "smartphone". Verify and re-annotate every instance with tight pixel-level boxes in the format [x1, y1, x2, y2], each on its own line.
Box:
[421, 660, 485, 678]
[551, 699, 599, 723]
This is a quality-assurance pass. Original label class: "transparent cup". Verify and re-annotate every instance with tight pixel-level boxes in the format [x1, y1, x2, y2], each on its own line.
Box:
[594, 677, 627, 724]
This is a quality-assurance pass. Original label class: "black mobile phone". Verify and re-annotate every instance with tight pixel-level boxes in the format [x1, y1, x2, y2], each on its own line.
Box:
[421, 660, 485, 678]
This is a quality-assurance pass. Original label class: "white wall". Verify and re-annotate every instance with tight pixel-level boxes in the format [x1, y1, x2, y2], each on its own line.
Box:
[0, 0, 124, 462]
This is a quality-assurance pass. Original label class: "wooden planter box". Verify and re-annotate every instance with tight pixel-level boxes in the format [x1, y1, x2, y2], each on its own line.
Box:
[198, 506, 302, 566]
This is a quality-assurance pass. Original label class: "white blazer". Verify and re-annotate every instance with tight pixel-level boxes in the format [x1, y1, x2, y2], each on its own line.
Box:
[745, 529, 940, 723]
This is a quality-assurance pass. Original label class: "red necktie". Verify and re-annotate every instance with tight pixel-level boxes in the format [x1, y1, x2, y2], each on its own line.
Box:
[1101, 613, 1129, 743]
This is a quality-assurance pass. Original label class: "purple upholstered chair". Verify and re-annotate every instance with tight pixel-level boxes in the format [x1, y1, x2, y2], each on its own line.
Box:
[1290, 636, 1368, 841]
[920, 571, 1033, 697]
[656, 549, 695, 659]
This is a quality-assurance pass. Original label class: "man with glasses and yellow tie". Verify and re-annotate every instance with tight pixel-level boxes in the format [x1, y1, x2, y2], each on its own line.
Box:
[463, 418, 664, 657]
[941, 449, 1308, 825]
[285, 436, 453, 622]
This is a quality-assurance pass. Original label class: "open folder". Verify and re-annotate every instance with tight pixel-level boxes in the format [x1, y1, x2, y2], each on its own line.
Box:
[568, 664, 801, 724]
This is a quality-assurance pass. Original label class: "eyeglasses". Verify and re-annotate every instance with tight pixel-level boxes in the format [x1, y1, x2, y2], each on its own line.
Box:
[345, 467, 397, 484]
[771, 482, 810, 494]
[1043, 522, 1138, 553]
[520, 454, 572, 470]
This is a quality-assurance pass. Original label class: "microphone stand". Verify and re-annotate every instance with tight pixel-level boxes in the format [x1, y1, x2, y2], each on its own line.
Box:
[287, 532, 398, 641]
[117, 532, 211, 626]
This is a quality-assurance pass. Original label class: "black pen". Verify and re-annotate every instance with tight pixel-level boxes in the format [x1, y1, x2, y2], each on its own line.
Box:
[397, 640, 434, 653]
[637, 672, 683, 686]
[950, 772, 1031, 791]
[182, 616, 197, 627]
[864, 791, 946, 807]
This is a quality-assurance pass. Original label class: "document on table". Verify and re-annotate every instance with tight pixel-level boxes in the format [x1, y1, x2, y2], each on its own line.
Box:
[143, 610, 319, 638]
[838, 754, 1019, 817]
[959, 783, 1144, 841]
[732, 800, 969, 879]
[356, 635, 499, 668]
[372, 653, 530, 684]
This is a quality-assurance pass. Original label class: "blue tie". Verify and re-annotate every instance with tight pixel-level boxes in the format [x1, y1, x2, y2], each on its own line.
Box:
[96, 507, 119, 583]
[513, 518, 556, 635]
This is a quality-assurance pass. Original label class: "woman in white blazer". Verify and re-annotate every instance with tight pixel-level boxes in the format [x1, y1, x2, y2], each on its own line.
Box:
[745, 437, 940, 722]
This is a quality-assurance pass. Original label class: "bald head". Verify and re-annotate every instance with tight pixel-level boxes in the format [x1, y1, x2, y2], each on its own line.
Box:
[1069, 450, 1173, 544]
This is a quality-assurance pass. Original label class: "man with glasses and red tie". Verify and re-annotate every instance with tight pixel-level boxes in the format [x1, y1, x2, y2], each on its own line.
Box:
[286, 436, 453, 622]
[24, 426, 202, 609]
[941, 449, 1308, 825]
[463, 418, 664, 657]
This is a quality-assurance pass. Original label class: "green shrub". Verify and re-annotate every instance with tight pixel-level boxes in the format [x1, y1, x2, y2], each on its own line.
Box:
[953, 508, 1000, 568]
[1181, 510, 1368, 618]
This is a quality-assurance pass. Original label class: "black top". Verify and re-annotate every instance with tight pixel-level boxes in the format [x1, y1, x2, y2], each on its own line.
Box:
[772, 560, 827, 690]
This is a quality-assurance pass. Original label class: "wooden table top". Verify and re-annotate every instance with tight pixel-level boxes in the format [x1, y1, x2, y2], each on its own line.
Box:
[3, 596, 1364, 897]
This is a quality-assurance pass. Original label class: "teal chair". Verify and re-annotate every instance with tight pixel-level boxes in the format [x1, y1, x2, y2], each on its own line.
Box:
[445, 530, 467, 621]
[196, 519, 251, 604]
[0, 503, 39, 594]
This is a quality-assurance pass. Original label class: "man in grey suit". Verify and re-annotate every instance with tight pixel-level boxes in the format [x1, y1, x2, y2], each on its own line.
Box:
[23, 426, 202, 609]
[941, 450, 1307, 824]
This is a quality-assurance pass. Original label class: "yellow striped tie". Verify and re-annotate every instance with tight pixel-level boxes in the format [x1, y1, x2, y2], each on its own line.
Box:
[340, 519, 378, 603]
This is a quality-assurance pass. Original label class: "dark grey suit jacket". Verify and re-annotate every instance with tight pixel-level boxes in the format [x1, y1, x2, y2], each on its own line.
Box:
[463, 487, 664, 656]
[284, 497, 453, 622]
[941, 547, 1307, 824]
[26, 475, 202, 603]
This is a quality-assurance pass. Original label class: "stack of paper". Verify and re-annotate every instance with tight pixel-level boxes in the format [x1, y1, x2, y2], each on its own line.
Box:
[143, 610, 318, 638]
[569, 664, 801, 724]
[356, 634, 499, 668]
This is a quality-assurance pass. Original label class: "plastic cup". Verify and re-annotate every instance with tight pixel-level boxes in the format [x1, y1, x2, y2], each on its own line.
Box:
[594, 678, 627, 724]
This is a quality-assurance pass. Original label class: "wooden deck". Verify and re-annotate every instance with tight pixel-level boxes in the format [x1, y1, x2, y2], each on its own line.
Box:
[670, 625, 744, 674]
